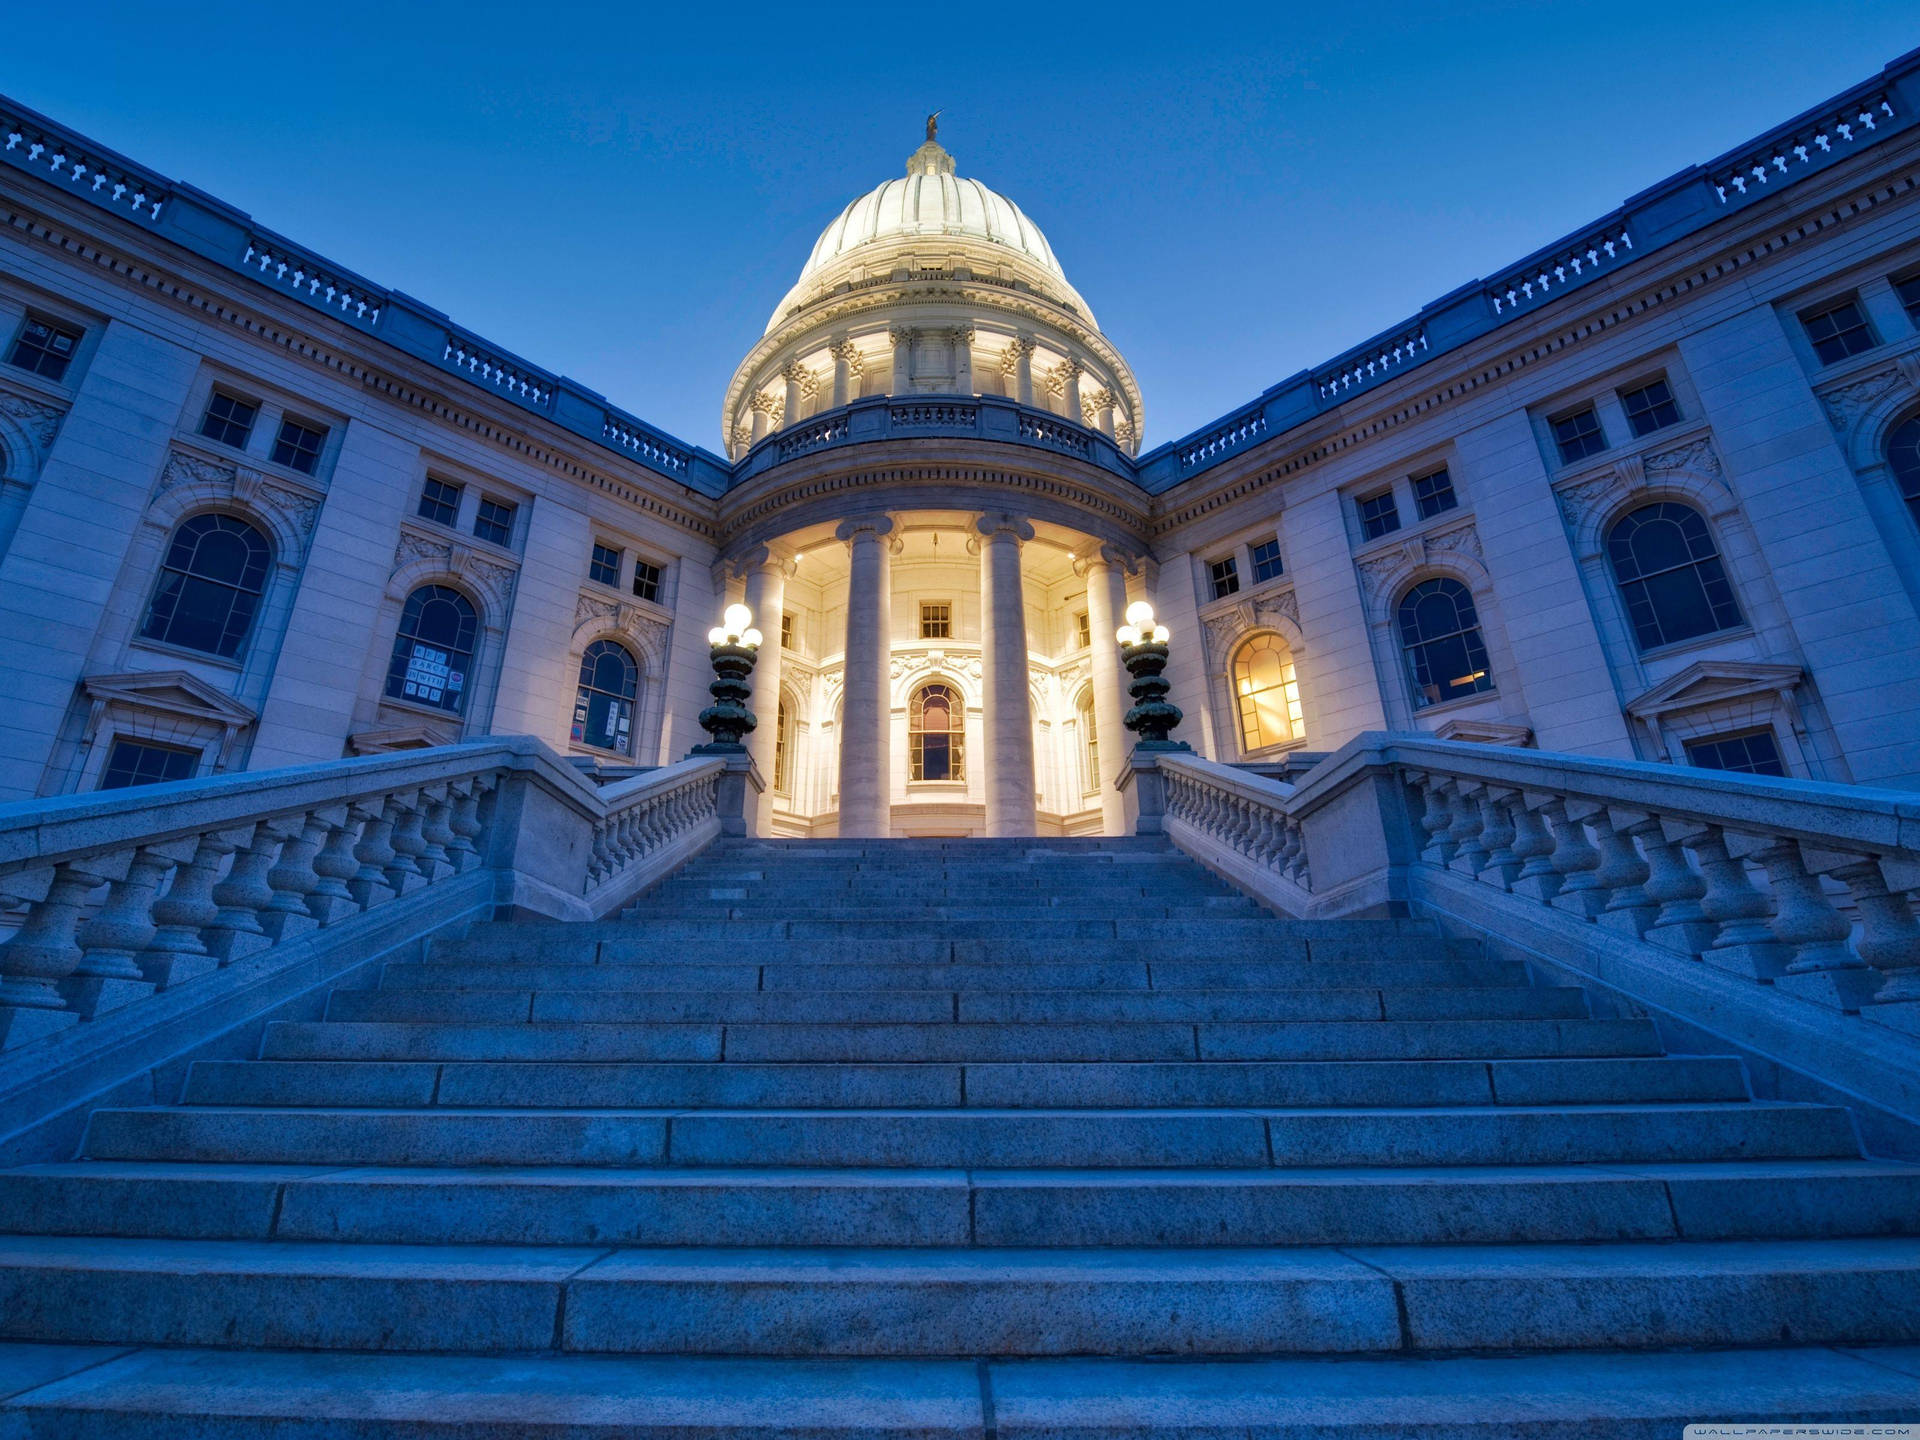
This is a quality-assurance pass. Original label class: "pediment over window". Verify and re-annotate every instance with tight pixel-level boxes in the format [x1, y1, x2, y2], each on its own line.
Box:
[80, 670, 257, 727]
[1623, 661, 1804, 722]
[1433, 717, 1533, 746]
[348, 723, 459, 755]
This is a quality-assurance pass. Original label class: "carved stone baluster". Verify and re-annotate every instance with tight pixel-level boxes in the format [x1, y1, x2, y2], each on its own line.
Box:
[68, 846, 179, 1016]
[1682, 826, 1785, 979]
[1831, 857, 1920, 1007]
[349, 800, 400, 910]
[445, 781, 484, 872]
[206, 821, 290, 964]
[1287, 822, 1312, 889]
[1589, 808, 1656, 936]
[1475, 789, 1521, 889]
[1406, 773, 1452, 865]
[1636, 817, 1716, 955]
[0, 861, 106, 1026]
[307, 808, 365, 922]
[1446, 784, 1487, 877]
[1507, 793, 1561, 903]
[588, 824, 614, 888]
[416, 787, 456, 880]
[1544, 799, 1606, 918]
[1760, 842, 1881, 1011]
[262, 812, 329, 942]
[139, 831, 242, 988]
[384, 793, 431, 896]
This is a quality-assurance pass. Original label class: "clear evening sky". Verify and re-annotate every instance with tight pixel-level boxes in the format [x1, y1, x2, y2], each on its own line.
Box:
[4, 4, 1915, 453]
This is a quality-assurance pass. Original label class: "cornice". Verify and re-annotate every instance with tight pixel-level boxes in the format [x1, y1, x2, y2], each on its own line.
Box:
[1149, 145, 1920, 536]
[0, 183, 721, 543]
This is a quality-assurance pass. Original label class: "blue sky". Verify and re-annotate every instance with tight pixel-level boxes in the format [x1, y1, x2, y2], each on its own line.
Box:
[4, 4, 1915, 453]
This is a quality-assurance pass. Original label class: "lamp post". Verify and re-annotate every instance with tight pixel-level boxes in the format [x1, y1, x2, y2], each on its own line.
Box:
[693, 603, 764, 754]
[1115, 601, 1188, 752]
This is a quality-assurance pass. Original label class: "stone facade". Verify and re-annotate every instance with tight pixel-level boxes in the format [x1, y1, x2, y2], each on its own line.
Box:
[3, 58, 1920, 829]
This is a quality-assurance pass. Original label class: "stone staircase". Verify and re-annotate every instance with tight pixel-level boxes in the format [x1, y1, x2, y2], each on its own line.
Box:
[1, 835, 1917, 1434]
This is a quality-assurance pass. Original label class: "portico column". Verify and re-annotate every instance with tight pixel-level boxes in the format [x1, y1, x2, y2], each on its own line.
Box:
[1060, 358, 1084, 423]
[1009, 335, 1036, 406]
[781, 363, 808, 429]
[738, 544, 797, 833]
[1091, 389, 1117, 439]
[836, 516, 896, 837]
[749, 393, 774, 445]
[829, 339, 859, 408]
[951, 327, 974, 395]
[1078, 544, 1134, 835]
[889, 328, 915, 394]
[975, 513, 1038, 836]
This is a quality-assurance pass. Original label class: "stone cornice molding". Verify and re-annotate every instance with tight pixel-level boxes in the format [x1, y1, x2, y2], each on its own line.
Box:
[1147, 145, 1920, 533]
[0, 186, 722, 542]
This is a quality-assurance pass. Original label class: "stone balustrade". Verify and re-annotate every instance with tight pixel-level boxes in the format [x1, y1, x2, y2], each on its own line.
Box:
[0, 741, 730, 1051]
[1132, 735, 1920, 1036]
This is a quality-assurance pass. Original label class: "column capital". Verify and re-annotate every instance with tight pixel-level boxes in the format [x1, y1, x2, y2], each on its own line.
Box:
[780, 360, 810, 384]
[727, 542, 800, 582]
[828, 338, 862, 367]
[888, 326, 917, 346]
[835, 514, 897, 544]
[1057, 355, 1084, 381]
[948, 325, 976, 346]
[973, 512, 1035, 544]
[1073, 542, 1147, 579]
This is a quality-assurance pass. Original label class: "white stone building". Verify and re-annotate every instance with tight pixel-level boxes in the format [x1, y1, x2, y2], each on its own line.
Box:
[3, 60, 1920, 839]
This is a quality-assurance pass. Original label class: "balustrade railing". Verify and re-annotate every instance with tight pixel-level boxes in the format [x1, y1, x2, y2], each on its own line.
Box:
[0, 742, 726, 1050]
[1146, 736, 1920, 1024]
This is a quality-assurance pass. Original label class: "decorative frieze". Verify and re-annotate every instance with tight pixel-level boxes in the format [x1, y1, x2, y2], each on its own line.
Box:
[392, 532, 518, 617]
[0, 387, 66, 456]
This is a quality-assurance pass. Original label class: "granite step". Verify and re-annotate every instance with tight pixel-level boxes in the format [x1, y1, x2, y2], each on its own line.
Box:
[6, 1159, 1916, 1247]
[179, 1055, 1753, 1111]
[324, 985, 1589, 1026]
[256, 1016, 1653, 1064]
[80, 1103, 1857, 1169]
[2, 1234, 1916, 1356]
[5, 1343, 1917, 1438]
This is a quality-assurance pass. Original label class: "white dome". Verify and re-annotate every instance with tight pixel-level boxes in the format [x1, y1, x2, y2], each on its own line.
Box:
[796, 141, 1066, 287]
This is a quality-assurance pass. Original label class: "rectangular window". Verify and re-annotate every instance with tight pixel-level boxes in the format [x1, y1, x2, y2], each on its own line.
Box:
[1620, 378, 1681, 437]
[1550, 406, 1606, 464]
[1209, 556, 1240, 599]
[473, 496, 516, 547]
[8, 317, 81, 381]
[270, 418, 327, 474]
[1411, 468, 1458, 521]
[1075, 611, 1091, 647]
[589, 542, 623, 587]
[417, 477, 463, 527]
[780, 612, 795, 650]
[630, 558, 661, 602]
[1357, 489, 1400, 541]
[1250, 538, 1284, 582]
[1684, 728, 1787, 778]
[920, 601, 951, 639]
[200, 391, 258, 450]
[100, 738, 198, 790]
[1800, 297, 1875, 365]
[1895, 272, 1920, 324]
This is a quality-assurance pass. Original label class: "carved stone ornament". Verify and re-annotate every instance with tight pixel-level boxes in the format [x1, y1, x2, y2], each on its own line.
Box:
[154, 449, 321, 547]
[0, 388, 67, 456]
[1352, 521, 1480, 609]
[1817, 363, 1912, 432]
[1554, 471, 1622, 528]
[1253, 587, 1300, 630]
[1641, 435, 1724, 482]
[1424, 518, 1483, 563]
[393, 532, 517, 615]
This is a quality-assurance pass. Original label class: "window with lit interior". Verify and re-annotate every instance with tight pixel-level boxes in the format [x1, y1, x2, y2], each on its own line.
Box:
[140, 513, 271, 659]
[1605, 502, 1743, 651]
[1233, 632, 1304, 751]
[1077, 688, 1099, 796]
[1395, 578, 1494, 709]
[571, 639, 639, 755]
[385, 585, 478, 713]
[909, 681, 963, 782]
[773, 697, 793, 794]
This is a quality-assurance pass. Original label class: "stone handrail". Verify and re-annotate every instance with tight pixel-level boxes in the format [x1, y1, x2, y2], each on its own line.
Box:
[0, 740, 729, 1052]
[1137, 735, 1920, 1025]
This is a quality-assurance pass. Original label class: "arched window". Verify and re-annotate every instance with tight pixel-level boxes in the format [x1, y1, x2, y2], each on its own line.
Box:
[909, 681, 963, 782]
[140, 513, 271, 658]
[1396, 578, 1494, 709]
[1233, 632, 1303, 751]
[1605, 502, 1743, 651]
[1890, 415, 1920, 530]
[385, 585, 478, 712]
[1076, 689, 1099, 797]
[571, 639, 639, 754]
[773, 696, 793, 795]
